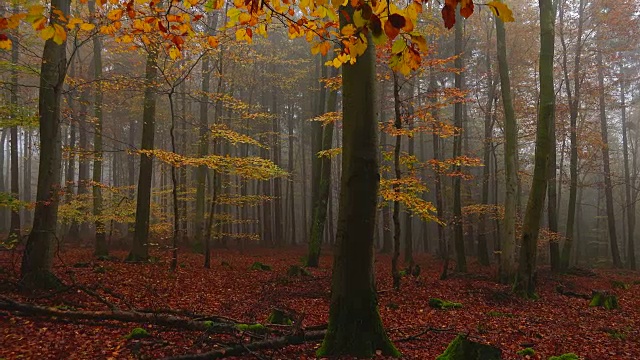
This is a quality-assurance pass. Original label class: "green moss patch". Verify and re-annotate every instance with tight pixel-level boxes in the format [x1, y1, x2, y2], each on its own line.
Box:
[235, 323, 268, 333]
[589, 291, 619, 310]
[125, 327, 150, 340]
[429, 298, 463, 310]
[250, 262, 271, 271]
[516, 348, 535, 356]
[436, 334, 501, 360]
[548, 353, 579, 360]
[287, 264, 311, 277]
[611, 280, 629, 290]
[487, 311, 515, 318]
[267, 308, 293, 325]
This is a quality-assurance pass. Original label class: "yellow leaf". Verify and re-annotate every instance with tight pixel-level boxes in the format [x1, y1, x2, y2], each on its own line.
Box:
[107, 9, 123, 21]
[52, 24, 66, 44]
[7, 14, 26, 29]
[40, 26, 55, 41]
[66, 18, 83, 30]
[487, 1, 514, 22]
[341, 24, 356, 36]
[80, 23, 95, 31]
[239, 12, 251, 24]
[32, 17, 48, 31]
[28, 5, 45, 16]
[169, 46, 181, 59]
[411, 35, 427, 52]
[353, 10, 366, 28]
[0, 38, 12, 50]
[207, 35, 219, 47]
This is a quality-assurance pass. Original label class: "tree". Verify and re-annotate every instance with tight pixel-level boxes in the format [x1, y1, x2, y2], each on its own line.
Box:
[8, 2, 20, 243]
[20, 0, 70, 289]
[495, 7, 517, 283]
[316, 6, 398, 356]
[452, 5, 466, 273]
[128, 47, 158, 262]
[514, 0, 554, 298]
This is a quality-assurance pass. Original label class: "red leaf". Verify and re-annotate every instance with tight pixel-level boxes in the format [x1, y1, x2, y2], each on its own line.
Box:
[441, 4, 455, 29]
[388, 13, 406, 29]
[384, 19, 400, 40]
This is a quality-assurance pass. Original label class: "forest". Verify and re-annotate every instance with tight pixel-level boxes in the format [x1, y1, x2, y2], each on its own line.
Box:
[0, 0, 639, 358]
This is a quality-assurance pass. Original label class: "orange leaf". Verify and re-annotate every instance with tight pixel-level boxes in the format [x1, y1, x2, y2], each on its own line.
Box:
[383, 19, 399, 40]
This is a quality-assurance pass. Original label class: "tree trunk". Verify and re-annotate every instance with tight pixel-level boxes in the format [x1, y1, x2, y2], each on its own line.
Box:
[195, 51, 211, 250]
[429, 67, 445, 260]
[391, 71, 402, 291]
[8, 14, 21, 241]
[90, 0, 107, 257]
[514, 0, 555, 297]
[22, 129, 32, 227]
[379, 82, 392, 254]
[621, 72, 636, 270]
[128, 48, 158, 262]
[20, 0, 70, 289]
[317, 8, 398, 356]
[271, 91, 283, 247]
[404, 79, 415, 266]
[452, 5, 466, 273]
[496, 11, 518, 282]
[596, 49, 623, 268]
[560, 0, 584, 271]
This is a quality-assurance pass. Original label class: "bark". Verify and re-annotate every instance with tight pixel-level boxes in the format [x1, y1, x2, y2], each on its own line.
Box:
[596, 49, 623, 268]
[169, 90, 180, 271]
[90, 0, 107, 257]
[496, 12, 518, 283]
[514, 0, 555, 298]
[477, 21, 494, 267]
[287, 103, 296, 245]
[429, 66, 445, 260]
[128, 48, 158, 262]
[22, 130, 32, 227]
[317, 7, 398, 356]
[404, 79, 415, 266]
[621, 71, 636, 270]
[560, 0, 585, 271]
[379, 83, 392, 254]
[20, 0, 70, 290]
[271, 91, 283, 246]
[8, 12, 21, 241]
[452, 5, 466, 273]
[307, 56, 328, 266]
[391, 71, 402, 291]
[195, 51, 211, 249]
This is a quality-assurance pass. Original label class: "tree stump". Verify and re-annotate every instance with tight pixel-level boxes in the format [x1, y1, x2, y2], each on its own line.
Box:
[436, 334, 501, 360]
[589, 290, 619, 310]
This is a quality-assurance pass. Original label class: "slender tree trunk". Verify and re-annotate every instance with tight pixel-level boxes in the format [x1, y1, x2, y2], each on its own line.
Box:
[452, 5, 466, 273]
[379, 82, 393, 254]
[596, 49, 623, 268]
[287, 103, 296, 245]
[317, 8, 398, 356]
[560, 0, 584, 271]
[271, 91, 283, 246]
[23, 130, 32, 227]
[478, 23, 494, 267]
[404, 80, 415, 266]
[128, 48, 158, 262]
[621, 72, 636, 270]
[195, 52, 211, 249]
[391, 72, 402, 291]
[8, 13, 21, 241]
[496, 12, 518, 282]
[429, 68, 445, 261]
[90, 0, 107, 256]
[20, 0, 70, 289]
[514, 0, 555, 297]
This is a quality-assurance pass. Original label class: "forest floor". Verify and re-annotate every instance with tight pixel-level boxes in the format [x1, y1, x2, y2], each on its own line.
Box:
[0, 246, 639, 360]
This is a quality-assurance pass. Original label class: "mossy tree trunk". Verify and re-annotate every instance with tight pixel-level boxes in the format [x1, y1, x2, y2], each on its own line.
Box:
[495, 9, 518, 283]
[129, 48, 158, 262]
[317, 6, 398, 357]
[514, 0, 555, 297]
[20, 0, 70, 290]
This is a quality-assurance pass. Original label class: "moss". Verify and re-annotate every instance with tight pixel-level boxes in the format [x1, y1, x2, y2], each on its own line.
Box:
[548, 353, 579, 360]
[125, 327, 150, 340]
[429, 298, 463, 310]
[203, 321, 213, 328]
[517, 347, 535, 356]
[287, 264, 311, 277]
[487, 311, 515, 318]
[589, 292, 619, 310]
[235, 323, 268, 333]
[250, 262, 271, 271]
[267, 309, 293, 325]
[435, 334, 501, 360]
[611, 280, 629, 290]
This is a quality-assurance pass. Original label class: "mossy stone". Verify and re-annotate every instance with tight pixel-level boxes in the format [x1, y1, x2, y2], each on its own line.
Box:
[125, 327, 150, 339]
[429, 298, 463, 310]
[517, 347, 535, 356]
[436, 334, 501, 360]
[548, 353, 579, 360]
[267, 308, 293, 325]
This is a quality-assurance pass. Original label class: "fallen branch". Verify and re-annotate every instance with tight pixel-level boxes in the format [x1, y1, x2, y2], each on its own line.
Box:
[0, 296, 236, 332]
[162, 330, 327, 360]
[556, 285, 591, 300]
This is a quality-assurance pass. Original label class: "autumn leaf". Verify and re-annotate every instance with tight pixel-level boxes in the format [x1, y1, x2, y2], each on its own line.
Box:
[107, 9, 124, 21]
[460, 0, 474, 18]
[383, 19, 400, 40]
[52, 24, 66, 44]
[80, 23, 95, 31]
[441, 4, 456, 29]
[388, 13, 406, 29]
[207, 35, 219, 48]
[487, 1, 515, 22]
[0, 35, 11, 50]
[169, 46, 181, 60]
[39, 25, 55, 41]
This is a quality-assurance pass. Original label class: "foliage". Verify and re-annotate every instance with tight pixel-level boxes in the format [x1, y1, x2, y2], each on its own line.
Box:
[517, 347, 535, 356]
